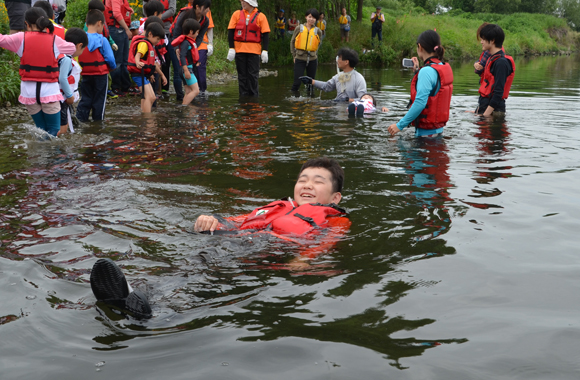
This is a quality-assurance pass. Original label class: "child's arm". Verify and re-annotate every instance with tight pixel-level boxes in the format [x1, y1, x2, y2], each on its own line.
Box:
[154, 63, 167, 85]
[135, 52, 144, 68]
[0, 32, 24, 54]
[58, 56, 74, 105]
[100, 37, 117, 70]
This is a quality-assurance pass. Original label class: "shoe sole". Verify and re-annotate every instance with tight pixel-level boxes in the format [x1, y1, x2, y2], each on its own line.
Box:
[90, 258, 130, 301]
[125, 290, 152, 319]
[356, 105, 364, 117]
[348, 103, 356, 116]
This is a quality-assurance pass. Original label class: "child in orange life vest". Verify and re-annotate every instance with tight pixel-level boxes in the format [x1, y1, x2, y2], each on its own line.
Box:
[128, 22, 167, 113]
[57, 28, 87, 136]
[387, 30, 453, 138]
[171, 18, 200, 105]
[475, 24, 515, 116]
[0, 8, 76, 137]
[77, 10, 116, 122]
[194, 157, 350, 256]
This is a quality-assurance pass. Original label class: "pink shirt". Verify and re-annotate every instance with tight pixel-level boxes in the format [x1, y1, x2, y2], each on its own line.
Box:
[0, 32, 76, 104]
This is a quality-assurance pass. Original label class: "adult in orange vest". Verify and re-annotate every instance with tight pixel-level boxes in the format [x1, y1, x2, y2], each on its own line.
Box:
[475, 24, 515, 116]
[227, 0, 270, 96]
[388, 30, 453, 137]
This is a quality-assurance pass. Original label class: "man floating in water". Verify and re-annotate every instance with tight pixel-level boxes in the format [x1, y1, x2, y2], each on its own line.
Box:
[90, 157, 350, 319]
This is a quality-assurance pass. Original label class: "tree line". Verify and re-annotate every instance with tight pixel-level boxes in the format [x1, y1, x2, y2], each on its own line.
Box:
[206, 0, 580, 32]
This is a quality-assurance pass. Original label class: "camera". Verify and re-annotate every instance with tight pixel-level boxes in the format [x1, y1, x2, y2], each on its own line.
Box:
[402, 58, 414, 68]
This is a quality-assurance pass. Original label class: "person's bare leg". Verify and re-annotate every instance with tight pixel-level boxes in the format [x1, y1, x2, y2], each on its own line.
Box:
[182, 83, 199, 105]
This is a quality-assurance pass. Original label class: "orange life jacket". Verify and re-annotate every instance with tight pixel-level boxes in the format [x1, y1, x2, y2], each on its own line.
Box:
[409, 57, 453, 130]
[234, 9, 261, 43]
[19, 32, 59, 82]
[104, 0, 132, 27]
[127, 35, 157, 76]
[233, 199, 347, 236]
[78, 44, 109, 75]
[478, 51, 515, 99]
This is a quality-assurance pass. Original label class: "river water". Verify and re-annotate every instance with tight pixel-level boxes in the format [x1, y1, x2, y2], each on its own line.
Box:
[1, 54, 580, 379]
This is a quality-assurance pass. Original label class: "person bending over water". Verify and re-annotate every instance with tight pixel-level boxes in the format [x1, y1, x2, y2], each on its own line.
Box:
[299, 48, 367, 101]
[388, 30, 453, 137]
[90, 157, 350, 319]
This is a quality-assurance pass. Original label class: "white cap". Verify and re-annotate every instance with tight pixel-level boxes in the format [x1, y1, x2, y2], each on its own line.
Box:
[244, 0, 258, 7]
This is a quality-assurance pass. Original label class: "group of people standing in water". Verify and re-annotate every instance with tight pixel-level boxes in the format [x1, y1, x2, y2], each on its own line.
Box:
[0, 0, 515, 141]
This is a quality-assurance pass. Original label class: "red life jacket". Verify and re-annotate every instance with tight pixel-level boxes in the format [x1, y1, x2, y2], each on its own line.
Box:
[171, 34, 198, 65]
[53, 23, 66, 39]
[104, 0, 132, 27]
[409, 57, 453, 130]
[159, 0, 173, 23]
[234, 9, 261, 43]
[19, 32, 59, 82]
[78, 44, 109, 75]
[156, 39, 167, 61]
[237, 199, 347, 236]
[127, 35, 157, 76]
[478, 51, 515, 99]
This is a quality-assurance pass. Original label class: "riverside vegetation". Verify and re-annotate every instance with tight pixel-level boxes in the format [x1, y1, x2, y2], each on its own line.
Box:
[0, 0, 578, 104]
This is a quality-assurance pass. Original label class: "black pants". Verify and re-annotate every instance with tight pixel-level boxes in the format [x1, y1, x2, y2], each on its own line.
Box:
[235, 53, 260, 96]
[476, 96, 506, 114]
[291, 59, 318, 91]
[77, 74, 108, 122]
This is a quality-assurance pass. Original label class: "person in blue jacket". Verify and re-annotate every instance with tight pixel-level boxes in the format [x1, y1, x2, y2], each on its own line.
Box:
[388, 30, 453, 137]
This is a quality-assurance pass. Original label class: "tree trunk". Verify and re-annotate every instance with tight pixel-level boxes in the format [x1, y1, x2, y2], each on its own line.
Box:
[357, 0, 363, 21]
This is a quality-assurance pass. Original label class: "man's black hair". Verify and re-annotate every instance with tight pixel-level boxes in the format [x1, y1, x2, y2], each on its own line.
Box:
[193, 0, 211, 8]
[65, 27, 89, 47]
[299, 157, 344, 193]
[479, 24, 505, 48]
[33, 1, 53, 19]
[145, 21, 165, 39]
[305, 8, 319, 20]
[86, 9, 105, 26]
[183, 19, 200, 36]
[88, 0, 105, 11]
[144, 0, 165, 17]
[337, 47, 359, 68]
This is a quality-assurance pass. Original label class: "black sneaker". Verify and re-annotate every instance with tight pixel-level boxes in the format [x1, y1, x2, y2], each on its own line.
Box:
[356, 104, 365, 117]
[112, 89, 126, 97]
[125, 290, 152, 319]
[90, 258, 129, 301]
[348, 103, 356, 116]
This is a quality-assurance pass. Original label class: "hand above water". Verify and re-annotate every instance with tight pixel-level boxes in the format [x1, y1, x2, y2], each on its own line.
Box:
[300, 76, 313, 85]
[194, 215, 219, 232]
[387, 123, 400, 136]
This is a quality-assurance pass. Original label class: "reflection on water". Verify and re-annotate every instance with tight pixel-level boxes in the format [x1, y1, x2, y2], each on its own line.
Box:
[2, 54, 580, 378]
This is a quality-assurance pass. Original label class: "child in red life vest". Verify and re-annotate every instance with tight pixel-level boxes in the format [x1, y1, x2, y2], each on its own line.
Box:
[0, 7, 76, 136]
[388, 30, 453, 138]
[128, 22, 167, 113]
[194, 157, 351, 255]
[171, 18, 200, 105]
[475, 24, 515, 116]
[57, 28, 87, 136]
[76, 10, 116, 122]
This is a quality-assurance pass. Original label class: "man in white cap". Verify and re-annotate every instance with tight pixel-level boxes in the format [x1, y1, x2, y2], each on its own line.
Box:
[227, 0, 270, 96]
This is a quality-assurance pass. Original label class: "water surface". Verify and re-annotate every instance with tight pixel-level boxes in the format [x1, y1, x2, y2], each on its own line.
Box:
[1, 54, 580, 379]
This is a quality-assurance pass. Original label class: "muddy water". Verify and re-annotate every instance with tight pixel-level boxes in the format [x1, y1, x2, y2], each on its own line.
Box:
[1, 54, 580, 379]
